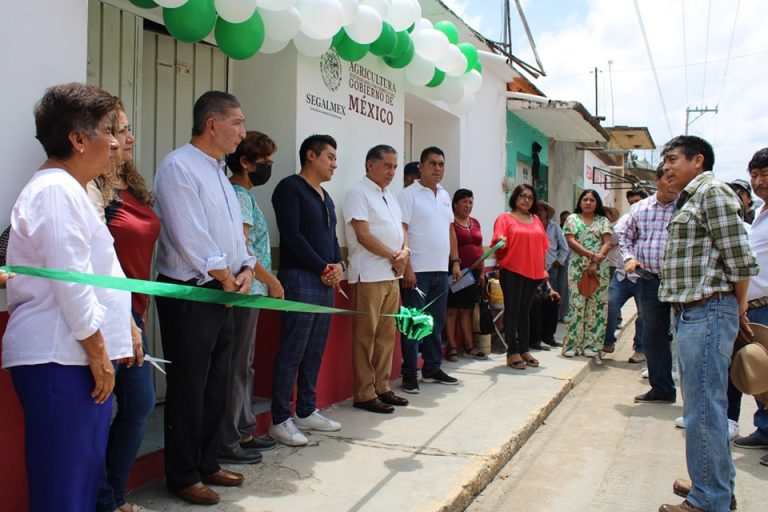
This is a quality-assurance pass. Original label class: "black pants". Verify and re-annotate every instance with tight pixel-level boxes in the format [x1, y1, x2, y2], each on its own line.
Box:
[156, 275, 235, 491]
[529, 291, 559, 346]
[500, 269, 543, 355]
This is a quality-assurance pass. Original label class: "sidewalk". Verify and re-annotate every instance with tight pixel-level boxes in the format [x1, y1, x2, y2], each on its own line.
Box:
[130, 310, 637, 511]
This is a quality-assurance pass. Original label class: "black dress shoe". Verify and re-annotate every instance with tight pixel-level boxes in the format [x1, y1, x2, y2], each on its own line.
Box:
[353, 398, 395, 413]
[218, 446, 263, 465]
[378, 391, 409, 406]
[240, 436, 278, 452]
[529, 342, 551, 351]
[635, 390, 676, 403]
[542, 338, 562, 347]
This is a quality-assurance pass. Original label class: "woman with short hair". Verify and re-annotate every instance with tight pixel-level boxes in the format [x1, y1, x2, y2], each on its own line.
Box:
[3, 83, 133, 512]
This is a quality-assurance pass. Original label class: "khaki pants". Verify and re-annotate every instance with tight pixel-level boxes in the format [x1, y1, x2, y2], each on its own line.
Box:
[353, 280, 400, 402]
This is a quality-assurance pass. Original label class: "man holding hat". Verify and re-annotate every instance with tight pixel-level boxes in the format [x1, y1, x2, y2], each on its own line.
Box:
[731, 148, 768, 466]
[658, 136, 758, 512]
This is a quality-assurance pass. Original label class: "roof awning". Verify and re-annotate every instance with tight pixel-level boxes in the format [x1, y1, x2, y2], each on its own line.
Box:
[507, 100, 609, 143]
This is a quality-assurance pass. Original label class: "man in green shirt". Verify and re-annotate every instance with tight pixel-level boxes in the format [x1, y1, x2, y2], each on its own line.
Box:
[658, 136, 758, 512]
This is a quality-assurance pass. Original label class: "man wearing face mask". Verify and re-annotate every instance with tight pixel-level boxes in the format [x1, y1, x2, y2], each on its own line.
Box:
[218, 131, 285, 464]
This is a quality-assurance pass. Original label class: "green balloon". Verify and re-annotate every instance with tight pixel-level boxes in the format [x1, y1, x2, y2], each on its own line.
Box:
[474, 60, 482, 73]
[370, 22, 397, 57]
[458, 43, 479, 73]
[334, 33, 369, 62]
[406, 23, 416, 33]
[383, 38, 414, 69]
[163, 0, 216, 43]
[434, 20, 459, 45]
[129, 0, 158, 8]
[426, 68, 446, 88]
[214, 11, 265, 60]
[387, 31, 411, 59]
[332, 28, 347, 47]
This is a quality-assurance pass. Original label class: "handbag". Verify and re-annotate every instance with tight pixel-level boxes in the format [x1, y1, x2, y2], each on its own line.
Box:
[477, 298, 495, 335]
[578, 270, 599, 297]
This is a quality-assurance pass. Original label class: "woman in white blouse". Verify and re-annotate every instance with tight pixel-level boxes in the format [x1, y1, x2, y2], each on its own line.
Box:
[2, 83, 134, 512]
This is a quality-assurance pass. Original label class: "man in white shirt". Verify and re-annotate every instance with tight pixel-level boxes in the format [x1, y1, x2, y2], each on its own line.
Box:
[154, 91, 256, 505]
[344, 145, 411, 413]
[398, 147, 459, 393]
[732, 148, 768, 466]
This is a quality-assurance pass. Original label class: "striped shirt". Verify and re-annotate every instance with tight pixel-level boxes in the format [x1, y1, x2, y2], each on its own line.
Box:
[659, 171, 757, 303]
[617, 194, 677, 275]
[154, 143, 255, 284]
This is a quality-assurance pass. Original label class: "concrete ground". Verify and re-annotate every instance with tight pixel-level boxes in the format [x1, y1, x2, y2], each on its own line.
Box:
[468, 315, 768, 512]
[129, 318, 594, 511]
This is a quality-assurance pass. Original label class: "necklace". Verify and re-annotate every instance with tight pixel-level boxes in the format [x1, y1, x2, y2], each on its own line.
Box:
[454, 217, 472, 229]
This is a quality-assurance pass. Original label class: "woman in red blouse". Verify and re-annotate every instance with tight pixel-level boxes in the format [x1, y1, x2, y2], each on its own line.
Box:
[446, 189, 487, 361]
[492, 184, 550, 369]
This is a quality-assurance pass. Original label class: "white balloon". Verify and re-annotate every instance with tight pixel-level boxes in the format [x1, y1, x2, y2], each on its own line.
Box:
[461, 69, 483, 94]
[437, 76, 464, 104]
[296, 0, 344, 40]
[338, 0, 359, 25]
[260, 36, 292, 54]
[155, 0, 188, 7]
[415, 17, 432, 34]
[386, 0, 420, 31]
[345, 5, 382, 45]
[450, 91, 476, 115]
[404, 54, 435, 87]
[360, 0, 390, 18]
[413, 28, 449, 62]
[214, 0, 257, 23]
[437, 45, 468, 77]
[260, 7, 301, 41]
[293, 31, 333, 57]
[257, 0, 297, 11]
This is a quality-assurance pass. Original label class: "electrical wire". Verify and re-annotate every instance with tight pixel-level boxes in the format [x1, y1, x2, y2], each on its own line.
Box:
[632, 0, 674, 137]
[715, 0, 740, 108]
[701, 0, 712, 103]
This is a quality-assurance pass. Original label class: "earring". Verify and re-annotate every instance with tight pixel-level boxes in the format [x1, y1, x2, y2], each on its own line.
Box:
[80, 148, 84, 154]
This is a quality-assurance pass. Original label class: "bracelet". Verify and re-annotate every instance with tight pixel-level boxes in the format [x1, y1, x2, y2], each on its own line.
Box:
[450, 259, 461, 267]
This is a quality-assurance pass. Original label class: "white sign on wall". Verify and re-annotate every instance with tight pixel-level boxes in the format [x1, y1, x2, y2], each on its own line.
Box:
[295, 50, 405, 245]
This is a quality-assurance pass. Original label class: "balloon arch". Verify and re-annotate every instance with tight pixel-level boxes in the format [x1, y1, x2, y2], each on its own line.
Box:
[129, 0, 484, 114]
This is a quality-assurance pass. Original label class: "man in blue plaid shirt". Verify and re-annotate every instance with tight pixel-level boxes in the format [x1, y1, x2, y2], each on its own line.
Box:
[658, 136, 758, 512]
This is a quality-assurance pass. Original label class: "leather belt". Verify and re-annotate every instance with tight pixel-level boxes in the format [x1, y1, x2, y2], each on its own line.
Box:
[748, 296, 768, 310]
[672, 291, 734, 314]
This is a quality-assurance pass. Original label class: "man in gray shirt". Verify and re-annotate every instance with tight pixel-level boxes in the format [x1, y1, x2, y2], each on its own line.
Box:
[154, 91, 256, 506]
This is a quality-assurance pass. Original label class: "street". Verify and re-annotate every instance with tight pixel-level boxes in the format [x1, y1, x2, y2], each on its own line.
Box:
[466, 319, 768, 512]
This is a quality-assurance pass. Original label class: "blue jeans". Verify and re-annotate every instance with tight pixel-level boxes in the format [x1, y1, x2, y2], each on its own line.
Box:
[400, 271, 449, 378]
[745, 304, 768, 442]
[551, 259, 570, 319]
[637, 278, 675, 397]
[674, 294, 738, 512]
[271, 269, 334, 424]
[96, 312, 156, 511]
[12, 364, 113, 512]
[604, 274, 643, 350]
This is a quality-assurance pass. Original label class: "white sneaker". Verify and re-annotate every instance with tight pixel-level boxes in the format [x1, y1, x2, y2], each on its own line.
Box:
[641, 368, 649, 379]
[728, 419, 739, 441]
[583, 348, 597, 357]
[674, 416, 685, 429]
[563, 349, 576, 357]
[269, 418, 308, 446]
[294, 410, 342, 432]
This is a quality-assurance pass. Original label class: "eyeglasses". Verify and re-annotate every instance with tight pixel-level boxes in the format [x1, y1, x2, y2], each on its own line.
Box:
[519, 193, 534, 200]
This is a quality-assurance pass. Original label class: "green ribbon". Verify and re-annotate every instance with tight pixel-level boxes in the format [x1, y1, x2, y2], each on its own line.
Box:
[0, 265, 434, 340]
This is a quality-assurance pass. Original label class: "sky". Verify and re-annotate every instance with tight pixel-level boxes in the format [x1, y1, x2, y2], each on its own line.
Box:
[441, 0, 768, 182]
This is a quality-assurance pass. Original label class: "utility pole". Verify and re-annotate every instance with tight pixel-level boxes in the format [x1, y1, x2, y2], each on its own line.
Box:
[608, 60, 615, 125]
[594, 66, 599, 117]
[685, 106, 718, 134]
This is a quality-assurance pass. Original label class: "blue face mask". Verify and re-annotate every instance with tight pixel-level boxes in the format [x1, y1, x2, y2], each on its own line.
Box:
[249, 162, 272, 186]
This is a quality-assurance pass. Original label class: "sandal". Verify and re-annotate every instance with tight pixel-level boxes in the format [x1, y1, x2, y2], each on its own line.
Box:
[506, 355, 527, 370]
[522, 356, 540, 367]
[446, 347, 459, 362]
[466, 346, 488, 360]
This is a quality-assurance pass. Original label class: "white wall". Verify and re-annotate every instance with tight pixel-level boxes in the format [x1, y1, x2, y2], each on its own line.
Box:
[583, 150, 617, 207]
[548, 141, 585, 215]
[1, 0, 89, 309]
[230, 48, 299, 248]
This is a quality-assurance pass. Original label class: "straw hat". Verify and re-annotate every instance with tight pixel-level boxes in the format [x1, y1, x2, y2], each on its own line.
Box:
[730, 323, 768, 408]
[538, 200, 556, 219]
